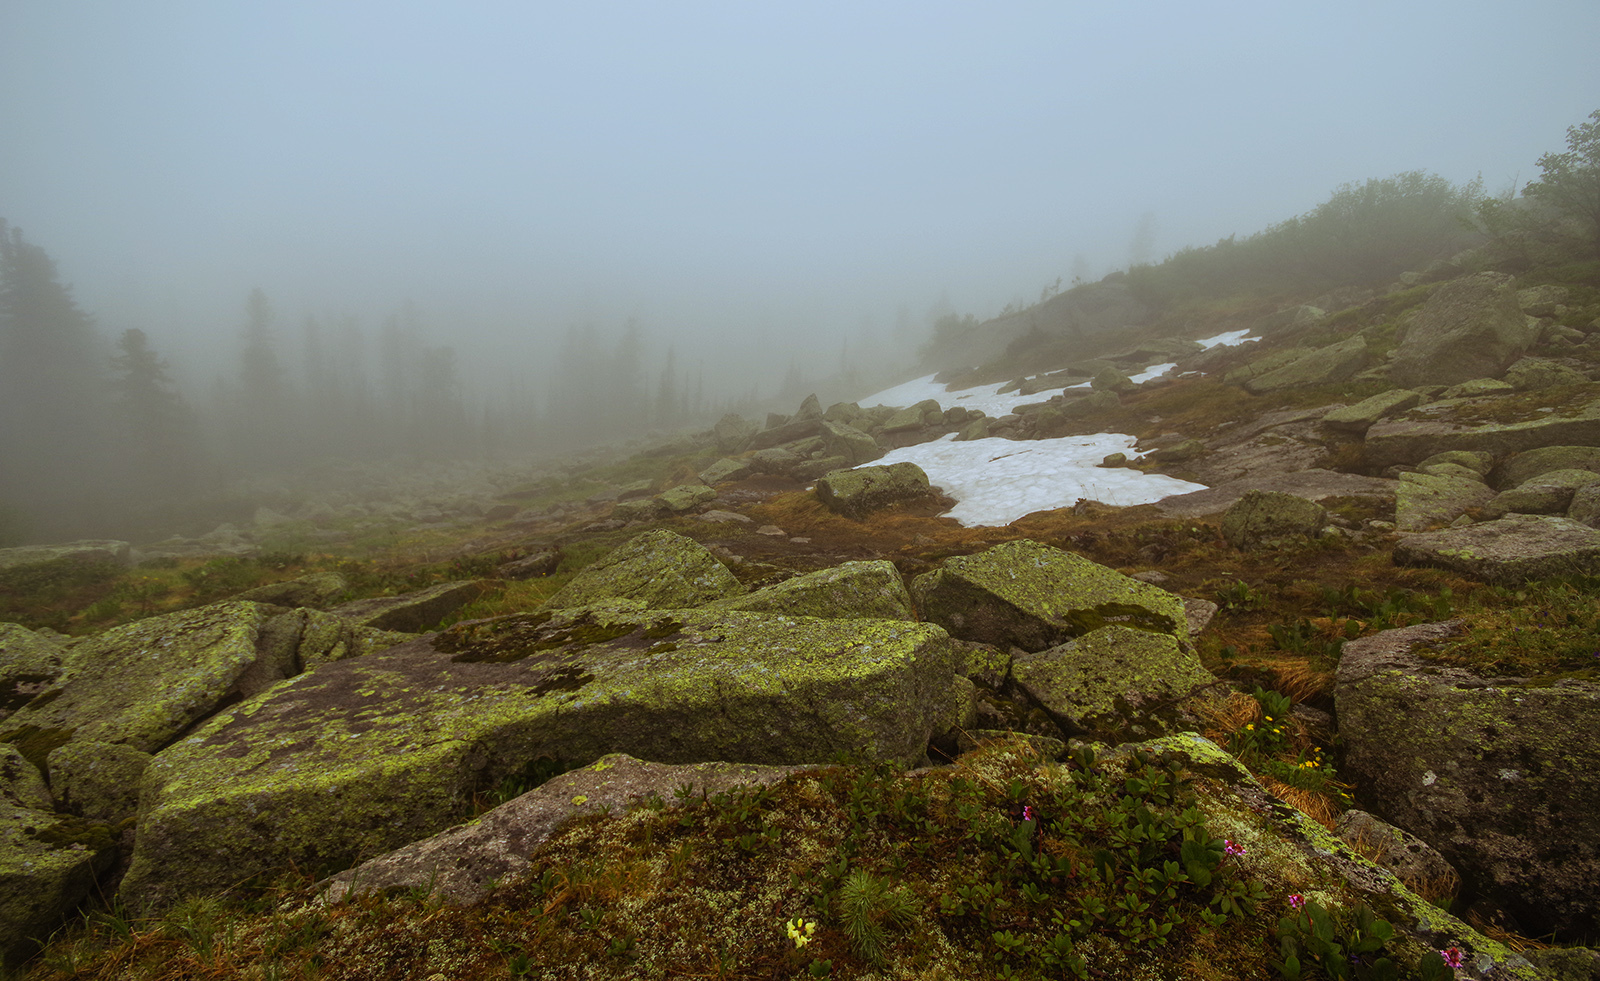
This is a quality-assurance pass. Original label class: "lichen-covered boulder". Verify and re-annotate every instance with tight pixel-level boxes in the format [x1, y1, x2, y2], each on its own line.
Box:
[1242, 335, 1369, 394]
[541, 530, 744, 611]
[1419, 450, 1494, 476]
[1483, 468, 1600, 519]
[44, 740, 150, 823]
[819, 420, 884, 466]
[118, 607, 960, 914]
[881, 399, 942, 433]
[1220, 490, 1329, 548]
[1496, 445, 1600, 489]
[655, 483, 716, 513]
[0, 601, 282, 761]
[1388, 272, 1535, 388]
[1009, 625, 1213, 740]
[911, 539, 1185, 652]
[1114, 734, 1548, 981]
[706, 560, 915, 621]
[1503, 357, 1589, 392]
[1, 624, 70, 719]
[234, 571, 348, 609]
[1394, 513, 1600, 584]
[330, 579, 501, 632]
[258, 607, 412, 676]
[699, 458, 752, 485]
[1366, 391, 1600, 468]
[321, 754, 813, 906]
[1337, 621, 1600, 939]
[1, 744, 50, 812]
[1321, 389, 1424, 433]
[1334, 810, 1460, 905]
[711, 413, 758, 453]
[814, 462, 931, 519]
[1394, 471, 1494, 531]
[1, 790, 118, 966]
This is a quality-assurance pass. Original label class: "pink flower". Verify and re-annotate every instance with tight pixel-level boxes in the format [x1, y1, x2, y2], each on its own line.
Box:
[1440, 947, 1464, 969]
[1022, 805, 1035, 823]
[1224, 839, 1245, 857]
[1288, 894, 1305, 909]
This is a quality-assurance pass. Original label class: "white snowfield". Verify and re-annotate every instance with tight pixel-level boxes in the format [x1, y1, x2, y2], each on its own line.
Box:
[851, 331, 1254, 526]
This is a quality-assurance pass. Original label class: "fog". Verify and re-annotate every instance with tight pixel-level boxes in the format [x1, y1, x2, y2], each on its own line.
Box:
[2, 1, 1598, 540]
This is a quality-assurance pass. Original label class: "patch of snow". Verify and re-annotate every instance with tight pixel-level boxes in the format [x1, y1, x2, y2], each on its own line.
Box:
[869, 434, 1207, 527]
[1198, 329, 1257, 348]
[859, 373, 1040, 419]
[1129, 362, 1177, 384]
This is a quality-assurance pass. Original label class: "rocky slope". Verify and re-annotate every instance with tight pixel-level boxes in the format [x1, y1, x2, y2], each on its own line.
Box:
[3, 264, 1600, 978]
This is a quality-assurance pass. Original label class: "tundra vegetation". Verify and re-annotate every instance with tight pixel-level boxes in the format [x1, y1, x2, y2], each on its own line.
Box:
[3, 111, 1600, 979]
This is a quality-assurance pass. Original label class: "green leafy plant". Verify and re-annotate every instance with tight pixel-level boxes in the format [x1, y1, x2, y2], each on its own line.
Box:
[1275, 898, 1399, 980]
[836, 870, 918, 966]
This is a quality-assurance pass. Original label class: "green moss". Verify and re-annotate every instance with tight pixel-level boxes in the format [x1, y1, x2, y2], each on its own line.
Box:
[0, 722, 76, 773]
[26, 814, 116, 852]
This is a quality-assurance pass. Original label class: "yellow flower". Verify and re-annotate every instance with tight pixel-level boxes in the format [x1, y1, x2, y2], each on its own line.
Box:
[571, 795, 588, 805]
[786, 918, 816, 947]
[1245, 724, 1255, 731]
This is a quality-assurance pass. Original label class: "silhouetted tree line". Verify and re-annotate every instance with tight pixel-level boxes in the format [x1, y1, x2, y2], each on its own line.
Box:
[0, 222, 745, 545]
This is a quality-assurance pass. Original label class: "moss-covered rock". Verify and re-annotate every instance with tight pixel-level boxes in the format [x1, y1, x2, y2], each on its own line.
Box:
[819, 420, 884, 466]
[330, 579, 501, 632]
[1496, 445, 1600, 489]
[1395, 471, 1494, 531]
[1220, 490, 1329, 547]
[705, 560, 915, 620]
[320, 753, 813, 907]
[1337, 621, 1600, 940]
[1394, 513, 1600, 584]
[0, 601, 280, 759]
[698, 457, 751, 485]
[1321, 389, 1424, 433]
[118, 607, 959, 915]
[1419, 449, 1495, 475]
[814, 462, 931, 519]
[1009, 625, 1214, 741]
[911, 539, 1185, 651]
[1123, 733, 1550, 981]
[540, 530, 744, 611]
[44, 740, 151, 823]
[711, 413, 758, 453]
[234, 571, 348, 609]
[1504, 357, 1589, 392]
[0, 623, 70, 718]
[263, 608, 413, 674]
[1242, 335, 1369, 394]
[1, 744, 50, 812]
[1365, 391, 1600, 467]
[655, 483, 716, 513]
[0, 791, 117, 967]
[1388, 272, 1534, 387]
[1483, 468, 1600, 519]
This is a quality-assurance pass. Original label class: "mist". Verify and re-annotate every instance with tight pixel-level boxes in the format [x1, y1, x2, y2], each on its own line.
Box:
[2, 1, 1598, 542]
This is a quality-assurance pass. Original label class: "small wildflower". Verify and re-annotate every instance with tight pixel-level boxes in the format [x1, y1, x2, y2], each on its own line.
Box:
[786, 918, 816, 948]
[1245, 724, 1255, 731]
[1288, 894, 1305, 909]
[1224, 839, 1246, 857]
[1440, 947, 1463, 969]
[1022, 805, 1035, 823]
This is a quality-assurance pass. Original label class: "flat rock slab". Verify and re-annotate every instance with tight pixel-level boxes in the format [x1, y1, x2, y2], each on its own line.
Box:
[1394, 513, 1600, 584]
[321, 753, 813, 906]
[912, 539, 1185, 652]
[1155, 469, 1396, 519]
[1365, 390, 1600, 468]
[119, 607, 959, 915]
[0, 601, 280, 760]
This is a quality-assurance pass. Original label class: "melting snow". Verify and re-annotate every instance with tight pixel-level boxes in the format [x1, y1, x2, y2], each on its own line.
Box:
[1198, 329, 1257, 348]
[854, 369, 1209, 527]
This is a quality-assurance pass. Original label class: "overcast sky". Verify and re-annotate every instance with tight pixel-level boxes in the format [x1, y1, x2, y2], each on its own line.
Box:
[2, 1, 1597, 394]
